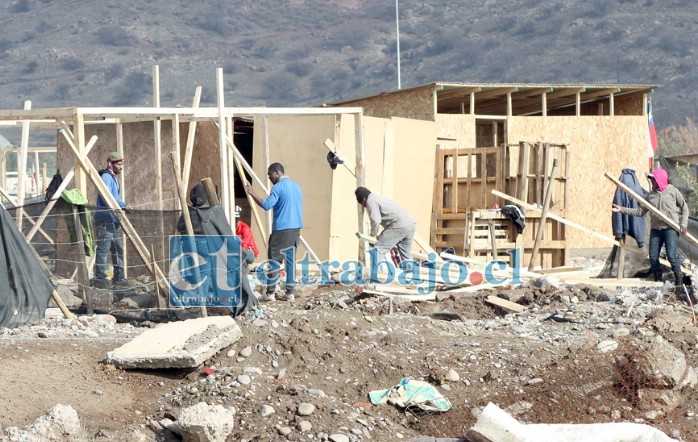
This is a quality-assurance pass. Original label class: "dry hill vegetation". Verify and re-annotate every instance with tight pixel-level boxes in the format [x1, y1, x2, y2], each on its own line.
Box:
[0, 0, 696, 129]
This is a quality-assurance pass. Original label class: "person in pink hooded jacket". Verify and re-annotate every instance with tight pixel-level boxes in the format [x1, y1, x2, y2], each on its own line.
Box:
[612, 168, 688, 286]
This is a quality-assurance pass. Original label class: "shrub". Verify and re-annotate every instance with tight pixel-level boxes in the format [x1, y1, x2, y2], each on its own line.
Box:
[11, 0, 30, 13]
[286, 61, 311, 77]
[96, 26, 135, 47]
[22, 61, 38, 74]
[60, 57, 85, 71]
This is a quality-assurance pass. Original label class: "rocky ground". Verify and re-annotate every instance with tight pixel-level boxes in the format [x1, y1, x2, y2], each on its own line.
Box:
[1, 257, 698, 442]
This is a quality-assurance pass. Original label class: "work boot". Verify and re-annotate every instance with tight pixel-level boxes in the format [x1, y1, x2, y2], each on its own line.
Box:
[653, 272, 663, 282]
[674, 271, 685, 286]
[91, 278, 110, 290]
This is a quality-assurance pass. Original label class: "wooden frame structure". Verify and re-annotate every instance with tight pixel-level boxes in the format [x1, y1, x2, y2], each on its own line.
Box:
[431, 141, 570, 267]
[0, 66, 367, 299]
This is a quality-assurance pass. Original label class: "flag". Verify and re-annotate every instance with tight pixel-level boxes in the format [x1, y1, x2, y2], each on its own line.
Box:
[647, 98, 658, 169]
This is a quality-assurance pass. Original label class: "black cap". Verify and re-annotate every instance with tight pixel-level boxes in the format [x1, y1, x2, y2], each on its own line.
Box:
[326, 151, 344, 170]
[355, 186, 371, 203]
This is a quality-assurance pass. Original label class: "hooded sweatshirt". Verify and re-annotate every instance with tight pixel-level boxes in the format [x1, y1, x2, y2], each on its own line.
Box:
[620, 168, 688, 230]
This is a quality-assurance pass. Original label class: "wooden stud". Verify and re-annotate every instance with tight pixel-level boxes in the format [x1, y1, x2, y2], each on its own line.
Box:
[182, 86, 202, 193]
[201, 177, 220, 205]
[263, 115, 272, 235]
[529, 159, 558, 271]
[215, 68, 230, 221]
[355, 112, 366, 263]
[16, 101, 31, 230]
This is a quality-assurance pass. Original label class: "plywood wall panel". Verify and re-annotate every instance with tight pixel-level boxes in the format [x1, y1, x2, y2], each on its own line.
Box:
[391, 117, 438, 244]
[435, 114, 476, 149]
[507, 116, 648, 250]
[251, 115, 335, 262]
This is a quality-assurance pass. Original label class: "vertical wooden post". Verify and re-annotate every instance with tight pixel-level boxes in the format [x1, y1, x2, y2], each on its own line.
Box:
[115, 121, 129, 278]
[72, 206, 92, 314]
[216, 68, 230, 221]
[227, 117, 236, 217]
[16, 101, 31, 229]
[74, 112, 87, 195]
[528, 159, 559, 271]
[41, 162, 47, 196]
[153, 65, 163, 211]
[263, 115, 272, 237]
[518, 141, 530, 203]
[182, 86, 202, 193]
[355, 112, 366, 263]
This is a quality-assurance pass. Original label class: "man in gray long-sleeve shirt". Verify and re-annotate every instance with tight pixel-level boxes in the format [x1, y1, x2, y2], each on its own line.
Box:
[612, 168, 688, 288]
[355, 186, 416, 264]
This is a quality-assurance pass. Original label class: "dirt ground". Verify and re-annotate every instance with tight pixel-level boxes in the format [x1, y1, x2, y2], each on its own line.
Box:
[1, 273, 698, 441]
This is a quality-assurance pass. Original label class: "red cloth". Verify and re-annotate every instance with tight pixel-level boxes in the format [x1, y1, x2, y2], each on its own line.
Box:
[236, 221, 259, 257]
[650, 168, 669, 192]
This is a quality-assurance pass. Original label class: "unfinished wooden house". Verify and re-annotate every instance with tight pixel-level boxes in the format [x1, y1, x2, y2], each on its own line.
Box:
[331, 82, 657, 267]
[0, 74, 657, 286]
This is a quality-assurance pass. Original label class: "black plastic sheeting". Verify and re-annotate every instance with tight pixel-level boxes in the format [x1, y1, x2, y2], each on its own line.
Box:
[0, 203, 54, 329]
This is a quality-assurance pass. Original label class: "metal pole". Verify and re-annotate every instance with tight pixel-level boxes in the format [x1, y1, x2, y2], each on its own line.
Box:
[395, 0, 401, 90]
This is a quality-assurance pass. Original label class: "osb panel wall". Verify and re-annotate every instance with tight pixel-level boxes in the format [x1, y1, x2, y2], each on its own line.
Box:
[435, 114, 476, 149]
[507, 116, 648, 250]
[338, 87, 435, 121]
[391, 117, 438, 244]
[251, 115, 335, 261]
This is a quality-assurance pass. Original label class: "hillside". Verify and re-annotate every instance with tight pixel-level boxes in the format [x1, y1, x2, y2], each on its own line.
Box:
[0, 0, 695, 138]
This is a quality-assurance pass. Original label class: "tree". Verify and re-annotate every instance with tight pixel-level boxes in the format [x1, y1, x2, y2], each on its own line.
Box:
[657, 118, 698, 157]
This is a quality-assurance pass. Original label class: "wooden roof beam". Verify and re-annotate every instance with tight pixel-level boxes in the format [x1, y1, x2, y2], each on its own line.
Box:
[474, 87, 518, 100]
[580, 88, 620, 101]
[513, 87, 553, 99]
[546, 87, 585, 100]
[514, 96, 581, 115]
[437, 87, 481, 101]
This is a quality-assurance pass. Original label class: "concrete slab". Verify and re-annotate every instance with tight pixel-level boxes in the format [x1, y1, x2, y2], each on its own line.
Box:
[105, 316, 242, 369]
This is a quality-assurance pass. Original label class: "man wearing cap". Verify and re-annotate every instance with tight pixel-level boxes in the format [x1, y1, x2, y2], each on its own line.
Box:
[355, 186, 416, 265]
[244, 162, 303, 302]
[92, 151, 132, 290]
[612, 168, 689, 294]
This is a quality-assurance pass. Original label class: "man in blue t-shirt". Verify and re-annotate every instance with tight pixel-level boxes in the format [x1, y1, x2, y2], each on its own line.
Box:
[92, 151, 133, 290]
[245, 162, 303, 302]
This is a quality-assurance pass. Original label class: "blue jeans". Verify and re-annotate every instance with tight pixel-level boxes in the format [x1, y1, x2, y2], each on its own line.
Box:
[648, 228, 681, 276]
[94, 220, 124, 281]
